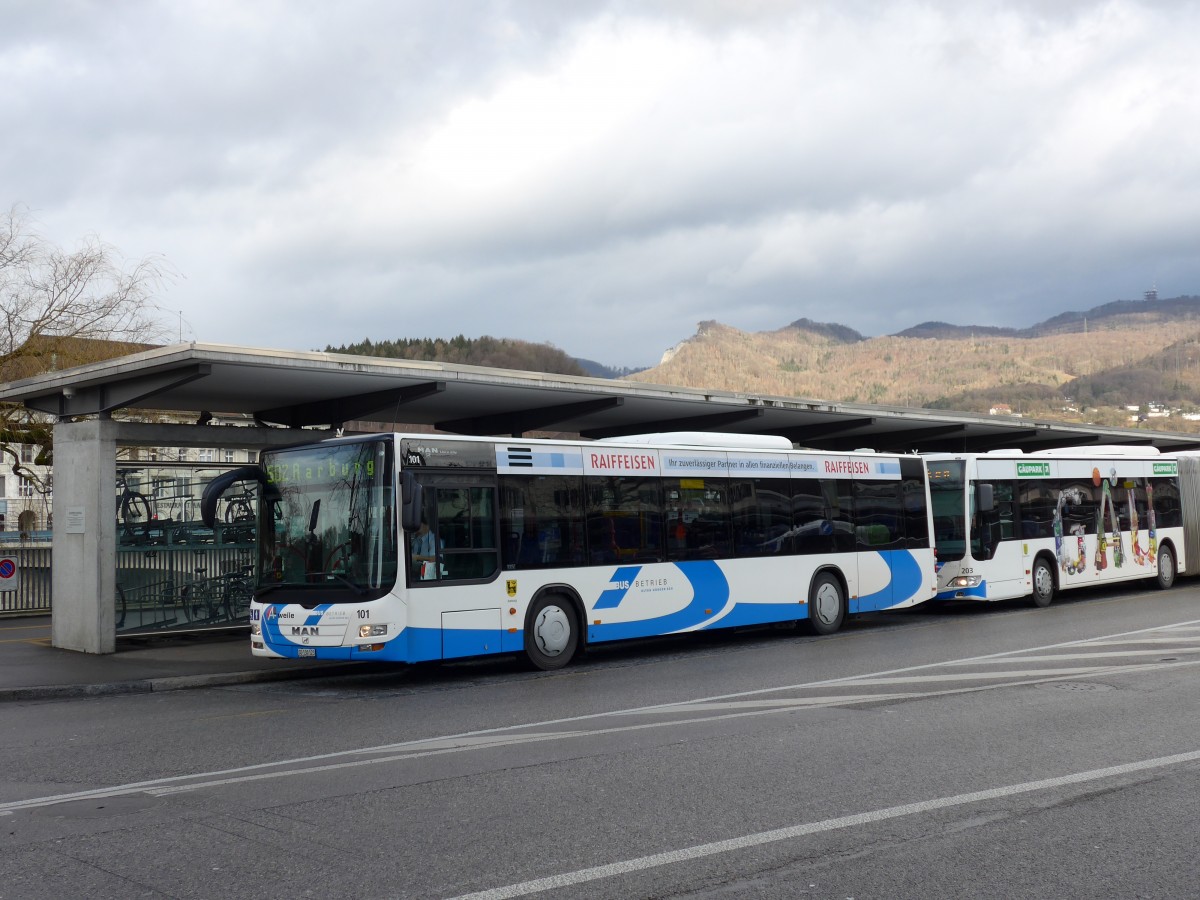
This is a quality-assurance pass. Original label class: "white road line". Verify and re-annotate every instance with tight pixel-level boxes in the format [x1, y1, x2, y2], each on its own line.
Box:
[627, 694, 896, 712]
[4, 622, 1199, 815]
[833, 667, 1104, 685]
[633, 619, 1200, 709]
[962, 648, 1200, 663]
[7, 659, 1193, 811]
[449, 748, 1200, 900]
[1072, 637, 1200, 646]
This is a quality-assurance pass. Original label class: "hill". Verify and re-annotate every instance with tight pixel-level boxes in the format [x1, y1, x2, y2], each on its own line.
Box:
[575, 358, 647, 379]
[326, 335, 588, 377]
[627, 295, 1200, 432]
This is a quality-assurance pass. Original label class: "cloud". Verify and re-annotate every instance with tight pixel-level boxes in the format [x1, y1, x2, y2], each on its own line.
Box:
[4, 1, 1200, 368]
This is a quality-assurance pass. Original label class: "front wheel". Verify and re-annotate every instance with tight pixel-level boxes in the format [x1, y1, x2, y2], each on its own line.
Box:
[1030, 557, 1055, 608]
[808, 573, 845, 635]
[1155, 545, 1176, 590]
[525, 595, 579, 671]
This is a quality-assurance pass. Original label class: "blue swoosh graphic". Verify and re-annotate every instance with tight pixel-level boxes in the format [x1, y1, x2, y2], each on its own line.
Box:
[589, 560, 729, 642]
[261, 603, 333, 649]
[594, 566, 644, 609]
[856, 550, 925, 611]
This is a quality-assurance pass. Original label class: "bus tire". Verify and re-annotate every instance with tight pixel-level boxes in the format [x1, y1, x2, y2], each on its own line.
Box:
[525, 594, 579, 671]
[1030, 557, 1055, 608]
[808, 572, 845, 636]
[1155, 544, 1176, 590]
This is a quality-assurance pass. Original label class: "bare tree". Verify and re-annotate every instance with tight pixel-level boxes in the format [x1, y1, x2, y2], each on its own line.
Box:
[0, 204, 170, 495]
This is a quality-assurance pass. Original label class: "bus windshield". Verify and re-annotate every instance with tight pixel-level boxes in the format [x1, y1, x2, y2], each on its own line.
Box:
[259, 439, 398, 599]
[926, 459, 967, 562]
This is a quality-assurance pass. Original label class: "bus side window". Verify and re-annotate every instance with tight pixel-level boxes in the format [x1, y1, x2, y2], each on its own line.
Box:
[584, 476, 663, 564]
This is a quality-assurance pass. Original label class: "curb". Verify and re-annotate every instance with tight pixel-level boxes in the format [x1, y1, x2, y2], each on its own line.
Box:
[0, 661, 372, 703]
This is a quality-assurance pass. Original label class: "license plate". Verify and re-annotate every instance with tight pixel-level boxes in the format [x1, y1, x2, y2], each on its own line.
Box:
[297, 648, 316, 657]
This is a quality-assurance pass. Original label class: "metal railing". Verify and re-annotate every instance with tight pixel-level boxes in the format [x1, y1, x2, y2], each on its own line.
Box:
[116, 544, 255, 634]
[0, 545, 53, 615]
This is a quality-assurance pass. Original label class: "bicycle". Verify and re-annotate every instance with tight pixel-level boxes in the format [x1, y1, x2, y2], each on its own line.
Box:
[220, 564, 256, 621]
[180, 564, 255, 624]
[116, 474, 155, 546]
[218, 488, 256, 545]
[115, 575, 185, 631]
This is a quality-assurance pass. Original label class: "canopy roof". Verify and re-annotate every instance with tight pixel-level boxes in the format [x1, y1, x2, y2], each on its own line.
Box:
[3, 342, 1197, 453]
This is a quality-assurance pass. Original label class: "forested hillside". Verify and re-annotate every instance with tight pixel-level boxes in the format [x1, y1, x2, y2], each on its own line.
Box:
[326, 335, 588, 376]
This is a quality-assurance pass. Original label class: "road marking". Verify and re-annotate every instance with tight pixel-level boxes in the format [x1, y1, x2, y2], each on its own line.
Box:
[828, 667, 1107, 685]
[1075, 637, 1200, 646]
[965, 647, 1200, 663]
[4, 620, 1199, 815]
[449, 748, 1200, 900]
[5, 657, 1197, 813]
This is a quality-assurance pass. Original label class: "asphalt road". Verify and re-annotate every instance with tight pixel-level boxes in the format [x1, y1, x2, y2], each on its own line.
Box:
[3, 580, 1200, 899]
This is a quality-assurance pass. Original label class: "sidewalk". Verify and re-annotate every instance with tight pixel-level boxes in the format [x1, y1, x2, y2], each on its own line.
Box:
[0, 616, 373, 703]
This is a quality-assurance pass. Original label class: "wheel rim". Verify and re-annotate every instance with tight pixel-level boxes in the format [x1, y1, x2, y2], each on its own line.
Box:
[813, 581, 841, 625]
[1035, 564, 1052, 599]
[1160, 550, 1174, 585]
[534, 605, 571, 657]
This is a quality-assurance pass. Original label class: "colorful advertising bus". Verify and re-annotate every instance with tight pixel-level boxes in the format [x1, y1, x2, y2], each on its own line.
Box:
[202, 432, 937, 669]
[924, 448, 1193, 607]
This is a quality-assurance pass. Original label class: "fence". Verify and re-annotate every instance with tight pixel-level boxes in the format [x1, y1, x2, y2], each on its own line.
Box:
[116, 543, 255, 634]
[1, 462, 260, 630]
[0, 542, 256, 630]
[0, 545, 52, 615]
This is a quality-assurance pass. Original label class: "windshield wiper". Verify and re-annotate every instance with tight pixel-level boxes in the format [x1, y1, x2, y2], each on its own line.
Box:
[306, 571, 368, 596]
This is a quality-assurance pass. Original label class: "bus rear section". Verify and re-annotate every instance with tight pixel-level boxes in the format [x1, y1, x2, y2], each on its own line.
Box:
[926, 450, 1187, 607]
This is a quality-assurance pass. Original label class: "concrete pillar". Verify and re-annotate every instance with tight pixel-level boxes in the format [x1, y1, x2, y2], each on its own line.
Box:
[51, 418, 117, 653]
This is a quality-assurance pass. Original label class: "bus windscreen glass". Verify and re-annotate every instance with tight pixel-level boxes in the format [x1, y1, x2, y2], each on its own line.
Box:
[259, 440, 397, 598]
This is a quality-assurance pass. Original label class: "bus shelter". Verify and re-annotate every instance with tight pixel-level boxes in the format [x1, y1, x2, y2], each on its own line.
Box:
[2, 342, 1198, 653]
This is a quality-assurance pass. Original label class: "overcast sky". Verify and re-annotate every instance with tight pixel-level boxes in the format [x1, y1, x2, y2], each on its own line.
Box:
[5, 1, 1199, 368]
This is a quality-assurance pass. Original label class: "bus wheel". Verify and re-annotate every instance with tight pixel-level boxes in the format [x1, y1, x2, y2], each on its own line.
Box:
[1155, 545, 1176, 590]
[808, 573, 845, 636]
[1031, 557, 1055, 608]
[525, 595, 578, 671]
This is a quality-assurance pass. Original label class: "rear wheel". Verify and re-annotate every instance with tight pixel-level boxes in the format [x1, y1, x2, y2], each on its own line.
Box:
[525, 595, 578, 671]
[1155, 545, 1176, 590]
[808, 573, 845, 635]
[1031, 557, 1055, 608]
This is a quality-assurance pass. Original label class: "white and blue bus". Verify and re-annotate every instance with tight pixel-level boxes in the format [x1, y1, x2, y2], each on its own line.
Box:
[202, 432, 937, 669]
[925, 448, 1193, 608]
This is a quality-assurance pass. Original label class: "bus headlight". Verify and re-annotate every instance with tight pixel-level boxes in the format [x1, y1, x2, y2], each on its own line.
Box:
[359, 624, 388, 638]
[948, 575, 981, 588]
[250, 622, 261, 636]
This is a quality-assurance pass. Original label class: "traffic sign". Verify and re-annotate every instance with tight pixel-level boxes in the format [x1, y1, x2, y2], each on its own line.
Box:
[0, 557, 19, 593]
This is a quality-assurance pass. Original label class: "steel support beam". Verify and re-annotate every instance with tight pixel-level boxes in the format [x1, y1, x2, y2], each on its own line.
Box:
[24, 364, 212, 418]
[776, 417, 876, 444]
[438, 397, 625, 437]
[580, 407, 764, 440]
[255, 381, 446, 429]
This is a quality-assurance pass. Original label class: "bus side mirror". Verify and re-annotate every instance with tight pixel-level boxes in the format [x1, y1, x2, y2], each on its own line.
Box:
[976, 483, 995, 514]
[401, 471, 424, 533]
[200, 465, 267, 528]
